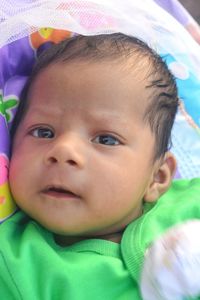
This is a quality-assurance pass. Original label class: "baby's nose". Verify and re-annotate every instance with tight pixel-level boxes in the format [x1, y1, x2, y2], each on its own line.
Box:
[44, 134, 85, 168]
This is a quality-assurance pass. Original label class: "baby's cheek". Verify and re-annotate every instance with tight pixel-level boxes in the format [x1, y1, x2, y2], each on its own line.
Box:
[9, 158, 23, 197]
[9, 158, 18, 183]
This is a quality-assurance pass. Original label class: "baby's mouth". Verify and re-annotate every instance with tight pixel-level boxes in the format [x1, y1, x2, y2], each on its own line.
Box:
[42, 186, 80, 199]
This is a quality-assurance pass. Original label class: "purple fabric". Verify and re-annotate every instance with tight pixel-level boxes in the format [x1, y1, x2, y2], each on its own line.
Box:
[0, 35, 36, 222]
[154, 0, 192, 26]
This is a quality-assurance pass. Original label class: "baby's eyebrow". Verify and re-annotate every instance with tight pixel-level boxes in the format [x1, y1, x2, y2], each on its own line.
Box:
[26, 106, 61, 118]
[88, 108, 143, 124]
[84, 111, 132, 127]
[26, 105, 141, 131]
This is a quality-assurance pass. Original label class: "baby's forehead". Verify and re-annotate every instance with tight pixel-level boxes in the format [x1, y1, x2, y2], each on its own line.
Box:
[28, 59, 152, 124]
[41, 54, 153, 91]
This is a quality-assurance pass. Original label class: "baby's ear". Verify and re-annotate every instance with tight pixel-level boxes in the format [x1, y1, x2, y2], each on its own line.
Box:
[144, 152, 177, 203]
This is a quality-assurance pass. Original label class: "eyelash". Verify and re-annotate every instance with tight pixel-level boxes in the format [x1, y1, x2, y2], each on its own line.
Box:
[29, 127, 54, 139]
[29, 127, 122, 146]
[92, 134, 121, 146]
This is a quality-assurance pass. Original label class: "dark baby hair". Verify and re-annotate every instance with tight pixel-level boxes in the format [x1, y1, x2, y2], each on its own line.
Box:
[10, 33, 178, 159]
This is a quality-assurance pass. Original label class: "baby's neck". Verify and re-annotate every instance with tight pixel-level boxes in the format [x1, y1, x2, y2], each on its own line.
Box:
[54, 230, 124, 247]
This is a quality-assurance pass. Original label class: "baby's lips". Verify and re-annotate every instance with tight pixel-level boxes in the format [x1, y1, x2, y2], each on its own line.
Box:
[42, 184, 80, 198]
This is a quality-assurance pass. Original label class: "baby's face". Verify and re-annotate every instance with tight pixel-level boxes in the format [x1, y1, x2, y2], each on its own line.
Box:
[9, 61, 158, 239]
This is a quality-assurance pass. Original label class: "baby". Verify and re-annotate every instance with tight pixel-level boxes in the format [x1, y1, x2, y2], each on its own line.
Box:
[1, 33, 200, 299]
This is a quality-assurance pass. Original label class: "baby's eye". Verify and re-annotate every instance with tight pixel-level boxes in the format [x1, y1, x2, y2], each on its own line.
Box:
[30, 127, 54, 139]
[92, 135, 120, 146]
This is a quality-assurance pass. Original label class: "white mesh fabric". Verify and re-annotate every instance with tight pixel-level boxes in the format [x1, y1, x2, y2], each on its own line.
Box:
[0, 0, 200, 78]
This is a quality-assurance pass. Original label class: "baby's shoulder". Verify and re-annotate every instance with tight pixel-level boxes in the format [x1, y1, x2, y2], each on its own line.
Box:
[0, 211, 49, 248]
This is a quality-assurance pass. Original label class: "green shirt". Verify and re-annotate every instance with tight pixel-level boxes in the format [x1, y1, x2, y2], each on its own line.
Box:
[1, 179, 200, 300]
